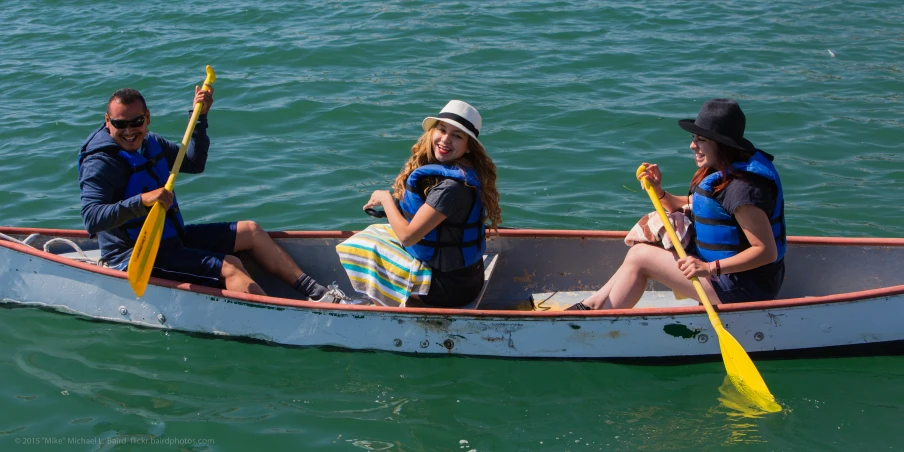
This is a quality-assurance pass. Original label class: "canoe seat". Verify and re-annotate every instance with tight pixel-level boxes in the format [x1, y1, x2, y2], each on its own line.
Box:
[458, 253, 498, 310]
[51, 243, 103, 266]
[531, 290, 699, 311]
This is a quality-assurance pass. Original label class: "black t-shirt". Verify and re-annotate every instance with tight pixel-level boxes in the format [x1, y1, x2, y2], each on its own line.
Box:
[714, 173, 777, 219]
[421, 178, 478, 271]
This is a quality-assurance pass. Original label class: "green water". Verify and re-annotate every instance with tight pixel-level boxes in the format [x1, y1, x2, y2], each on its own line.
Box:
[2, 0, 903, 450]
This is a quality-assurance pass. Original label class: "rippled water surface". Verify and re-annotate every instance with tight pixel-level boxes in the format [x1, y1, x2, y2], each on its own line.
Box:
[1, 1, 903, 450]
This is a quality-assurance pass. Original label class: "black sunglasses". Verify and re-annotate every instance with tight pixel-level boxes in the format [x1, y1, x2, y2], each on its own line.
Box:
[108, 113, 147, 129]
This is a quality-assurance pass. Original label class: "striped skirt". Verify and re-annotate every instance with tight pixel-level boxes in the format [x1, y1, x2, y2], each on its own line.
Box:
[336, 224, 432, 306]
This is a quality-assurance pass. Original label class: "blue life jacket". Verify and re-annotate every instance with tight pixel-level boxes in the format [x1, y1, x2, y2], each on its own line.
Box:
[691, 150, 786, 262]
[79, 134, 186, 242]
[398, 164, 485, 267]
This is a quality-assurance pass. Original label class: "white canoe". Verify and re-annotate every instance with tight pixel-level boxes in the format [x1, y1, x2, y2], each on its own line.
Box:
[2, 226, 903, 360]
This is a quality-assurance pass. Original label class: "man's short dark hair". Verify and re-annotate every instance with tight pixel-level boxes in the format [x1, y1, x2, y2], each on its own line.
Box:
[107, 88, 147, 114]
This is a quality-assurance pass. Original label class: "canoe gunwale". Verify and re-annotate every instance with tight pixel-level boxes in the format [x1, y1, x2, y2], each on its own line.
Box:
[5, 226, 904, 245]
[2, 226, 904, 318]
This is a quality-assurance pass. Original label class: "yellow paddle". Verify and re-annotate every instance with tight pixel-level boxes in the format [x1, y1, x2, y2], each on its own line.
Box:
[127, 66, 216, 297]
[635, 164, 781, 413]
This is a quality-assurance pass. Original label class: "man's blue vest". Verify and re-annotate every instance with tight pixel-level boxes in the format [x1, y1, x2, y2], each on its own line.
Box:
[78, 135, 186, 242]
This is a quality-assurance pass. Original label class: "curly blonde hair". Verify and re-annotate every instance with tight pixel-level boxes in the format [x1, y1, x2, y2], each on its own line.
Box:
[391, 127, 502, 229]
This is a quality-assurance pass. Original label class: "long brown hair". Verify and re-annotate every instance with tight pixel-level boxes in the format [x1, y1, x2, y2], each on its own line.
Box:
[689, 142, 753, 194]
[391, 127, 502, 229]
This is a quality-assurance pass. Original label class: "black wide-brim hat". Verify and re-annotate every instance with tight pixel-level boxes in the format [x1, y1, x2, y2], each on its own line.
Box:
[678, 98, 755, 152]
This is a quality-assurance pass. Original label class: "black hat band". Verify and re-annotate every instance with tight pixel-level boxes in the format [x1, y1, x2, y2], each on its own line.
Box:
[437, 112, 479, 137]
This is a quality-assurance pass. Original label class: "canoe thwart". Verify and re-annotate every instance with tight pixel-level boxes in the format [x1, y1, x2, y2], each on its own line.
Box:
[458, 253, 499, 310]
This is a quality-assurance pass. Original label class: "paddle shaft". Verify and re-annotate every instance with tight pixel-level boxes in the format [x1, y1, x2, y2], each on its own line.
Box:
[638, 177, 720, 324]
[636, 165, 779, 411]
[166, 80, 214, 191]
[127, 66, 216, 297]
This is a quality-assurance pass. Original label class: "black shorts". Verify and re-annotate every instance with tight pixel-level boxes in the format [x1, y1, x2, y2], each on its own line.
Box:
[150, 222, 238, 288]
[711, 259, 785, 303]
[420, 259, 485, 308]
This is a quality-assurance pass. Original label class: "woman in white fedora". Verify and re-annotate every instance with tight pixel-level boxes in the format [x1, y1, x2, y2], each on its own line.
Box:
[358, 100, 502, 307]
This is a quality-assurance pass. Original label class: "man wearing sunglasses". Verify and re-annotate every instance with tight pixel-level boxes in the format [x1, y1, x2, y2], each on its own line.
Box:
[77, 87, 330, 301]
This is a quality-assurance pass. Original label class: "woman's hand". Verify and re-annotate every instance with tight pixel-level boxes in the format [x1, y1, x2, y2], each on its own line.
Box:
[363, 190, 393, 210]
[677, 255, 711, 279]
[638, 162, 664, 197]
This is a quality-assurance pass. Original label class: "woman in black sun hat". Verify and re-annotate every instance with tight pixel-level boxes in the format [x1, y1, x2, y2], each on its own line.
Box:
[570, 98, 786, 310]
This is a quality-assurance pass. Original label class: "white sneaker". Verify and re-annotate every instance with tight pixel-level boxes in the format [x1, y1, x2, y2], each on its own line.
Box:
[312, 282, 349, 304]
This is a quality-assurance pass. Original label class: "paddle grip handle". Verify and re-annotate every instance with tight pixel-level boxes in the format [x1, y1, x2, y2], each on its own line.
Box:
[364, 208, 387, 218]
[170, 66, 216, 188]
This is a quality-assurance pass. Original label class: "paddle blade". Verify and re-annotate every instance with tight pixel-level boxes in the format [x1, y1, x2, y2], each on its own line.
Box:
[127, 203, 166, 297]
[717, 376, 777, 418]
[715, 324, 782, 412]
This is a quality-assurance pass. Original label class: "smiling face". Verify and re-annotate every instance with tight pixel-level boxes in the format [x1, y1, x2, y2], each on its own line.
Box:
[431, 121, 470, 163]
[689, 134, 720, 169]
[106, 100, 149, 152]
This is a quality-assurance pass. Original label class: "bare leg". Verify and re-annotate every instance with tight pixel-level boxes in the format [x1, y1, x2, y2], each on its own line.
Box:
[581, 264, 632, 309]
[583, 244, 720, 310]
[220, 255, 265, 295]
[233, 221, 303, 286]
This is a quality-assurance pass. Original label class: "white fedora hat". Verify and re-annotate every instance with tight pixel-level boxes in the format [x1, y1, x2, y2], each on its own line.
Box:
[422, 100, 483, 146]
